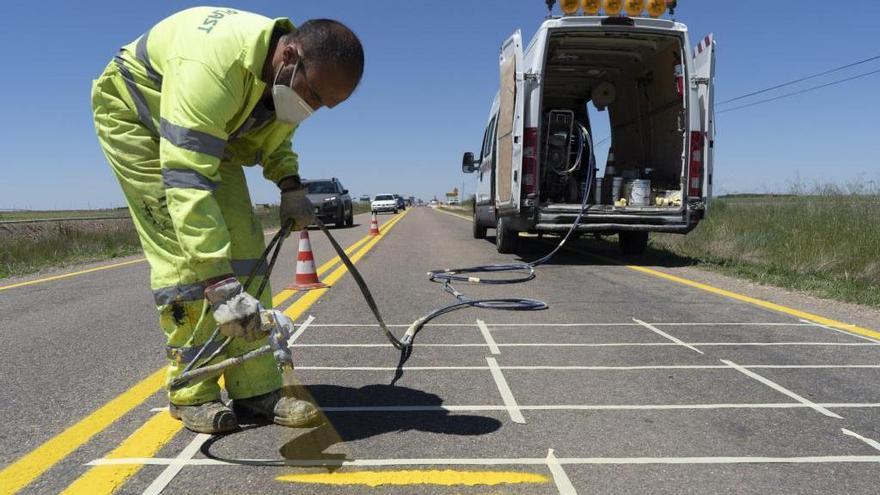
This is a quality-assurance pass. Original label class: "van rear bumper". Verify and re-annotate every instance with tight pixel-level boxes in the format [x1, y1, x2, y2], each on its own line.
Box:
[531, 205, 699, 234]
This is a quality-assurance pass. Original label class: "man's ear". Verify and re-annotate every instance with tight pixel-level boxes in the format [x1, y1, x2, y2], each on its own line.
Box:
[282, 43, 299, 65]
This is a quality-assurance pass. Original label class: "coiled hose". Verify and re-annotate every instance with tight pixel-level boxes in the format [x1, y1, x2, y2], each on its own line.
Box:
[176, 125, 595, 388]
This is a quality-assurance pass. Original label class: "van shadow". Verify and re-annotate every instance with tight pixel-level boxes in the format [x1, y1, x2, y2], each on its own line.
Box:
[283, 384, 501, 462]
[484, 234, 699, 269]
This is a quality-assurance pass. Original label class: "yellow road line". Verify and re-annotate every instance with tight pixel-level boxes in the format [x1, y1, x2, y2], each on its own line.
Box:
[59, 413, 181, 495]
[435, 208, 880, 341]
[55, 210, 408, 495]
[1, 224, 384, 494]
[0, 258, 147, 292]
[614, 259, 880, 341]
[434, 208, 471, 221]
[0, 368, 165, 495]
[277, 469, 548, 487]
[271, 232, 373, 307]
[283, 210, 408, 319]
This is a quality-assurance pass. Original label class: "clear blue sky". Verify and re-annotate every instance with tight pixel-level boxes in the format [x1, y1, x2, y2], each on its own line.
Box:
[2, 1, 879, 210]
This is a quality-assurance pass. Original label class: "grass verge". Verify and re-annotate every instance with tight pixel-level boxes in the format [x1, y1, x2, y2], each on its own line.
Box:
[0, 221, 142, 279]
[650, 192, 880, 309]
[1, 203, 375, 280]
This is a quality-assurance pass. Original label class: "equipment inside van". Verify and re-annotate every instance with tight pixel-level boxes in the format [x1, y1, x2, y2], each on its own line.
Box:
[463, 13, 715, 255]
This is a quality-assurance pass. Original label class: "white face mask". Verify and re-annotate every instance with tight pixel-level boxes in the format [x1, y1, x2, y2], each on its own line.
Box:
[272, 62, 315, 126]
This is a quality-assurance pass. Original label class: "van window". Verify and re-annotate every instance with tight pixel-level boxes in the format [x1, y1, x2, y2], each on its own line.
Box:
[480, 116, 497, 160]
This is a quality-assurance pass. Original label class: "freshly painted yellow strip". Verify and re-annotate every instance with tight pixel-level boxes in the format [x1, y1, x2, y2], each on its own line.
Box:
[0, 258, 147, 292]
[276, 469, 548, 487]
[271, 233, 373, 307]
[435, 207, 880, 342]
[59, 412, 181, 495]
[283, 210, 408, 320]
[0, 368, 165, 495]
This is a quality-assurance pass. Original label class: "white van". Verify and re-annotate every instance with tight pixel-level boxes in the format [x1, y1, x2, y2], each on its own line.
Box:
[462, 14, 715, 254]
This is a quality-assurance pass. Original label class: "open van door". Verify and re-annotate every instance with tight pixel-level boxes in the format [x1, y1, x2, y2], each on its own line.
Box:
[495, 30, 525, 213]
[694, 34, 716, 204]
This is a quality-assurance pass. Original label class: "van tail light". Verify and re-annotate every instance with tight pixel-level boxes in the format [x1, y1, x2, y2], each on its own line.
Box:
[688, 131, 704, 198]
[522, 127, 538, 197]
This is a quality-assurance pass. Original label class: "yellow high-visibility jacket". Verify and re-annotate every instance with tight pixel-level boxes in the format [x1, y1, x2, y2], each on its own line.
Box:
[113, 7, 298, 281]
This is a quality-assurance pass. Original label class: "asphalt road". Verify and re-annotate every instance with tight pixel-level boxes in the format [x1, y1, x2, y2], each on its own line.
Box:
[2, 207, 880, 494]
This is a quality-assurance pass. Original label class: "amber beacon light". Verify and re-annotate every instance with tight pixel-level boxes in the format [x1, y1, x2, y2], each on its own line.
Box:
[581, 0, 601, 15]
[560, 0, 580, 14]
[624, 0, 646, 16]
[602, 0, 624, 15]
[646, 0, 667, 17]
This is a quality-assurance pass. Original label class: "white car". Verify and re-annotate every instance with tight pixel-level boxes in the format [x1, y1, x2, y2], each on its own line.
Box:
[371, 194, 398, 214]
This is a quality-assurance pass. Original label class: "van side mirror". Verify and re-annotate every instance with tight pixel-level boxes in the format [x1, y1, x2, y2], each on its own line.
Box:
[462, 152, 479, 173]
[342, 189, 349, 195]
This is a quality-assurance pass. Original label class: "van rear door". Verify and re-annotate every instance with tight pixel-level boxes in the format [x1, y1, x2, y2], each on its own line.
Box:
[694, 33, 716, 203]
[495, 30, 525, 213]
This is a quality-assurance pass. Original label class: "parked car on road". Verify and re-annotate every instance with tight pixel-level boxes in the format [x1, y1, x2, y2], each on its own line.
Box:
[303, 177, 353, 227]
[371, 194, 398, 214]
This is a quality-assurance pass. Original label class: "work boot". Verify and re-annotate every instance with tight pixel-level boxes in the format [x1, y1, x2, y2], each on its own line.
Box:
[232, 389, 322, 427]
[169, 400, 239, 434]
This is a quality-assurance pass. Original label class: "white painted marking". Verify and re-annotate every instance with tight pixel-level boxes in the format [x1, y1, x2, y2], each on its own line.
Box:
[150, 407, 169, 413]
[305, 322, 816, 328]
[546, 449, 578, 495]
[141, 433, 210, 495]
[633, 318, 704, 354]
[721, 359, 843, 419]
[800, 318, 880, 344]
[315, 403, 880, 413]
[288, 314, 315, 345]
[88, 455, 880, 468]
[842, 428, 880, 452]
[290, 341, 880, 348]
[295, 365, 880, 371]
[486, 357, 525, 424]
[477, 319, 500, 355]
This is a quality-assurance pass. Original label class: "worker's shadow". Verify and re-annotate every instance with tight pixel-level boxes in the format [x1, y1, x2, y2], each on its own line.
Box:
[277, 383, 502, 463]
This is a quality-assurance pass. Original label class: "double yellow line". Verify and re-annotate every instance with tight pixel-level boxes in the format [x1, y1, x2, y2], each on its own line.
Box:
[0, 211, 409, 495]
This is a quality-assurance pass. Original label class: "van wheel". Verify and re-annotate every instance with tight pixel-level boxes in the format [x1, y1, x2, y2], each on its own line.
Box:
[473, 210, 487, 239]
[496, 217, 518, 254]
[618, 231, 648, 256]
[345, 208, 354, 227]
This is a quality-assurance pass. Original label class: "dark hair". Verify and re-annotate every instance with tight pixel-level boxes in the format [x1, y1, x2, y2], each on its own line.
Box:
[282, 19, 364, 87]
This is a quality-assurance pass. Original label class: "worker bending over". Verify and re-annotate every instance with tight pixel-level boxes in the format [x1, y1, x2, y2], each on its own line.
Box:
[91, 6, 364, 434]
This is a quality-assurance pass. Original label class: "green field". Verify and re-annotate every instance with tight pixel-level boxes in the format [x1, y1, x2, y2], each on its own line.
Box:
[650, 192, 880, 308]
[1, 202, 374, 280]
[0, 208, 130, 222]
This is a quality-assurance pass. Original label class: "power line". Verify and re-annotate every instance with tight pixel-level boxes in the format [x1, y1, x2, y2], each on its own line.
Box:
[717, 67, 880, 114]
[717, 54, 880, 105]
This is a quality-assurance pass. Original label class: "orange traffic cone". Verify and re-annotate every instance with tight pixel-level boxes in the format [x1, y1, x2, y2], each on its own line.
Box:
[287, 229, 329, 290]
[368, 212, 380, 237]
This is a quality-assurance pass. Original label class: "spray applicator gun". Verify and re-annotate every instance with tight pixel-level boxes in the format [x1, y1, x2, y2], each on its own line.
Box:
[169, 309, 297, 391]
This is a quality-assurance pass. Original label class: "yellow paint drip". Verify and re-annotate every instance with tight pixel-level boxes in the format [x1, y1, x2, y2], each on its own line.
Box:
[276, 469, 548, 487]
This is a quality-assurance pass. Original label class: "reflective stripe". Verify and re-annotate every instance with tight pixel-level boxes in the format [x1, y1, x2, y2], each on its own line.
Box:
[162, 168, 217, 192]
[159, 119, 226, 159]
[230, 103, 275, 138]
[135, 30, 163, 86]
[231, 258, 268, 278]
[166, 339, 225, 364]
[153, 282, 205, 306]
[152, 260, 266, 305]
[113, 56, 156, 133]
